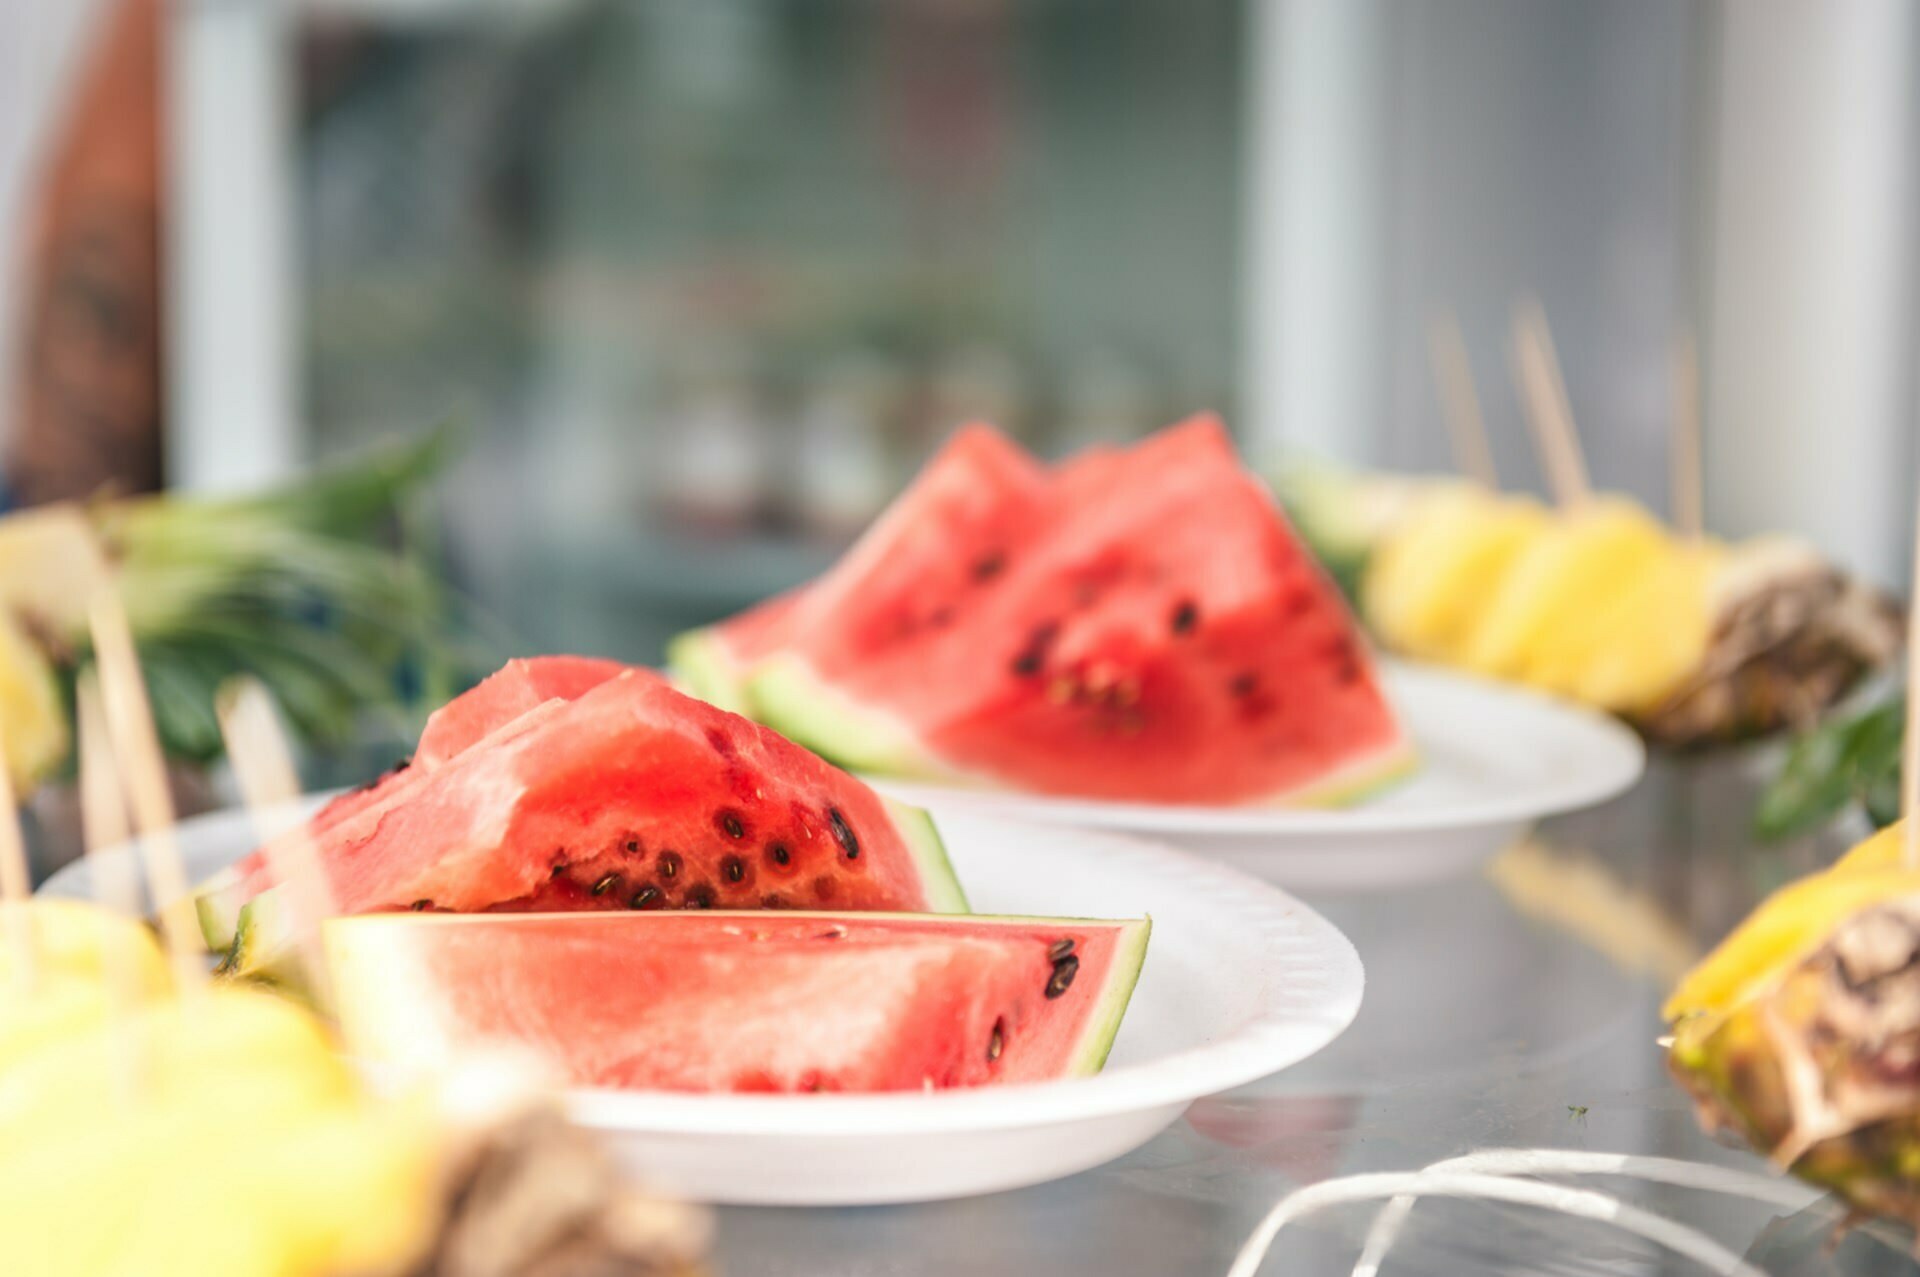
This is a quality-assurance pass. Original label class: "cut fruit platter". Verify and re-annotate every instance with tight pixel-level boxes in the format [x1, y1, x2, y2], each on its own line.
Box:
[31, 370, 1866, 1265]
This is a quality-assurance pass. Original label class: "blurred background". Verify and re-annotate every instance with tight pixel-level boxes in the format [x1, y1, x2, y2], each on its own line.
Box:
[1, 0, 1915, 663]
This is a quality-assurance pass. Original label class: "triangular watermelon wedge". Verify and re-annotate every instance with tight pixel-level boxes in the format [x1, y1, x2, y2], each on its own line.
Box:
[670, 423, 1047, 734]
[197, 656, 645, 952]
[199, 670, 969, 980]
[326, 910, 1150, 1092]
[741, 417, 1415, 805]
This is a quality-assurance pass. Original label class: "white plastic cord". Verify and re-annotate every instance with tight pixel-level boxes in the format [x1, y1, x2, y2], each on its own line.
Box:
[1224, 1170, 1771, 1277]
[1351, 1150, 1815, 1277]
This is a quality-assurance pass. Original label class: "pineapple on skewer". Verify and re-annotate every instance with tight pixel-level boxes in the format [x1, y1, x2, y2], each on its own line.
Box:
[1280, 466, 1900, 746]
[1667, 820, 1920, 1226]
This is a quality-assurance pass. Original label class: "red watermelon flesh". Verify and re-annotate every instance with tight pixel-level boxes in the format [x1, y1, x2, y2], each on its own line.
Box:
[305, 656, 642, 841]
[206, 669, 967, 974]
[749, 416, 1414, 804]
[415, 655, 634, 768]
[694, 425, 1047, 708]
[327, 911, 1150, 1093]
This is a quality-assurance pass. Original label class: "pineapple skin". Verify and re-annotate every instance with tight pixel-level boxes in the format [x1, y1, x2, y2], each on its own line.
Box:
[1670, 891, 1920, 1227]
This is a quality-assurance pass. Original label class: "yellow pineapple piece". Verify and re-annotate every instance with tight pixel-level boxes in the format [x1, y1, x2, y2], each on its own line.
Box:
[1527, 537, 1720, 711]
[0, 901, 171, 1072]
[0, 985, 442, 1277]
[0, 614, 69, 791]
[1664, 820, 1920, 1023]
[1362, 486, 1551, 662]
[0, 503, 110, 637]
[1459, 497, 1670, 680]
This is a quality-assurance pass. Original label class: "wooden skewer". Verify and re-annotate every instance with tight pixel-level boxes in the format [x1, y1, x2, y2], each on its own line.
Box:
[0, 735, 36, 994]
[1906, 509, 1920, 871]
[87, 591, 206, 992]
[216, 676, 334, 998]
[1427, 311, 1499, 489]
[1671, 331, 1704, 541]
[77, 672, 147, 1097]
[1510, 297, 1592, 509]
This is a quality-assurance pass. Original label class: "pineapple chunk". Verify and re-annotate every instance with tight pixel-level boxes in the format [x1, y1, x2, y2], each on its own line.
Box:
[0, 614, 68, 790]
[1459, 497, 1671, 680]
[0, 985, 442, 1277]
[1527, 538, 1719, 711]
[1362, 487, 1550, 663]
[1664, 820, 1920, 1023]
[0, 900, 171, 1073]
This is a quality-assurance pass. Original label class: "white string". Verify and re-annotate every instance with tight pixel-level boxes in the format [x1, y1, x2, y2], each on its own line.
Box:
[1224, 1170, 1769, 1277]
[1350, 1149, 1815, 1277]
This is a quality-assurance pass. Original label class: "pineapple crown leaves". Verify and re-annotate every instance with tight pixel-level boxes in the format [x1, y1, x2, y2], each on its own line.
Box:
[50, 424, 473, 768]
[1756, 694, 1905, 842]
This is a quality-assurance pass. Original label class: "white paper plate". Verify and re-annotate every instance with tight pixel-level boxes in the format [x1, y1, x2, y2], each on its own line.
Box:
[39, 805, 1362, 1204]
[872, 663, 1646, 890]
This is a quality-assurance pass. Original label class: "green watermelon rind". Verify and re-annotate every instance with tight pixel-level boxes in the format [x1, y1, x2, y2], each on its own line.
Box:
[194, 867, 246, 953]
[665, 627, 751, 715]
[1072, 913, 1152, 1074]
[880, 795, 971, 914]
[746, 653, 965, 782]
[1273, 736, 1421, 808]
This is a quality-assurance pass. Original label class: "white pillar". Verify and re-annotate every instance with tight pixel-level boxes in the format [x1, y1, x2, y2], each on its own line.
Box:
[1705, 0, 1915, 584]
[1241, 0, 1388, 464]
[166, 0, 299, 491]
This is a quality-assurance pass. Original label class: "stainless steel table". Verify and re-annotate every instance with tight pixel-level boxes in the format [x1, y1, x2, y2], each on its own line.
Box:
[710, 754, 1920, 1276]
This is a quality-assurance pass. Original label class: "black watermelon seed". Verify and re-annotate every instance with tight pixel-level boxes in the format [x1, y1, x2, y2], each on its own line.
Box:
[972, 551, 1006, 581]
[550, 862, 569, 879]
[761, 893, 790, 909]
[410, 899, 432, 912]
[629, 886, 659, 909]
[685, 883, 716, 909]
[659, 851, 682, 880]
[724, 856, 746, 884]
[768, 842, 791, 867]
[1045, 954, 1080, 999]
[591, 873, 620, 897]
[828, 807, 859, 859]
[987, 1018, 1005, 1063]
[718, 810, 746, 839]
[1011, 651, 1043, 677]
[1170, 600, 1199, 635]
[1048, 938, 1076, 962]
[624, 839, 641, 854]
[1229, 672, 1259, 698]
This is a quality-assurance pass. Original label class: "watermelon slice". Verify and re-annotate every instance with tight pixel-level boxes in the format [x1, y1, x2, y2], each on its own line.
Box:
[670, 424, 1047, 736]
[325, 910, 1150, 1093]
[198, 656, 646, 950]
[201, 670, 968, 979]
[740, 417, 1415, 805]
